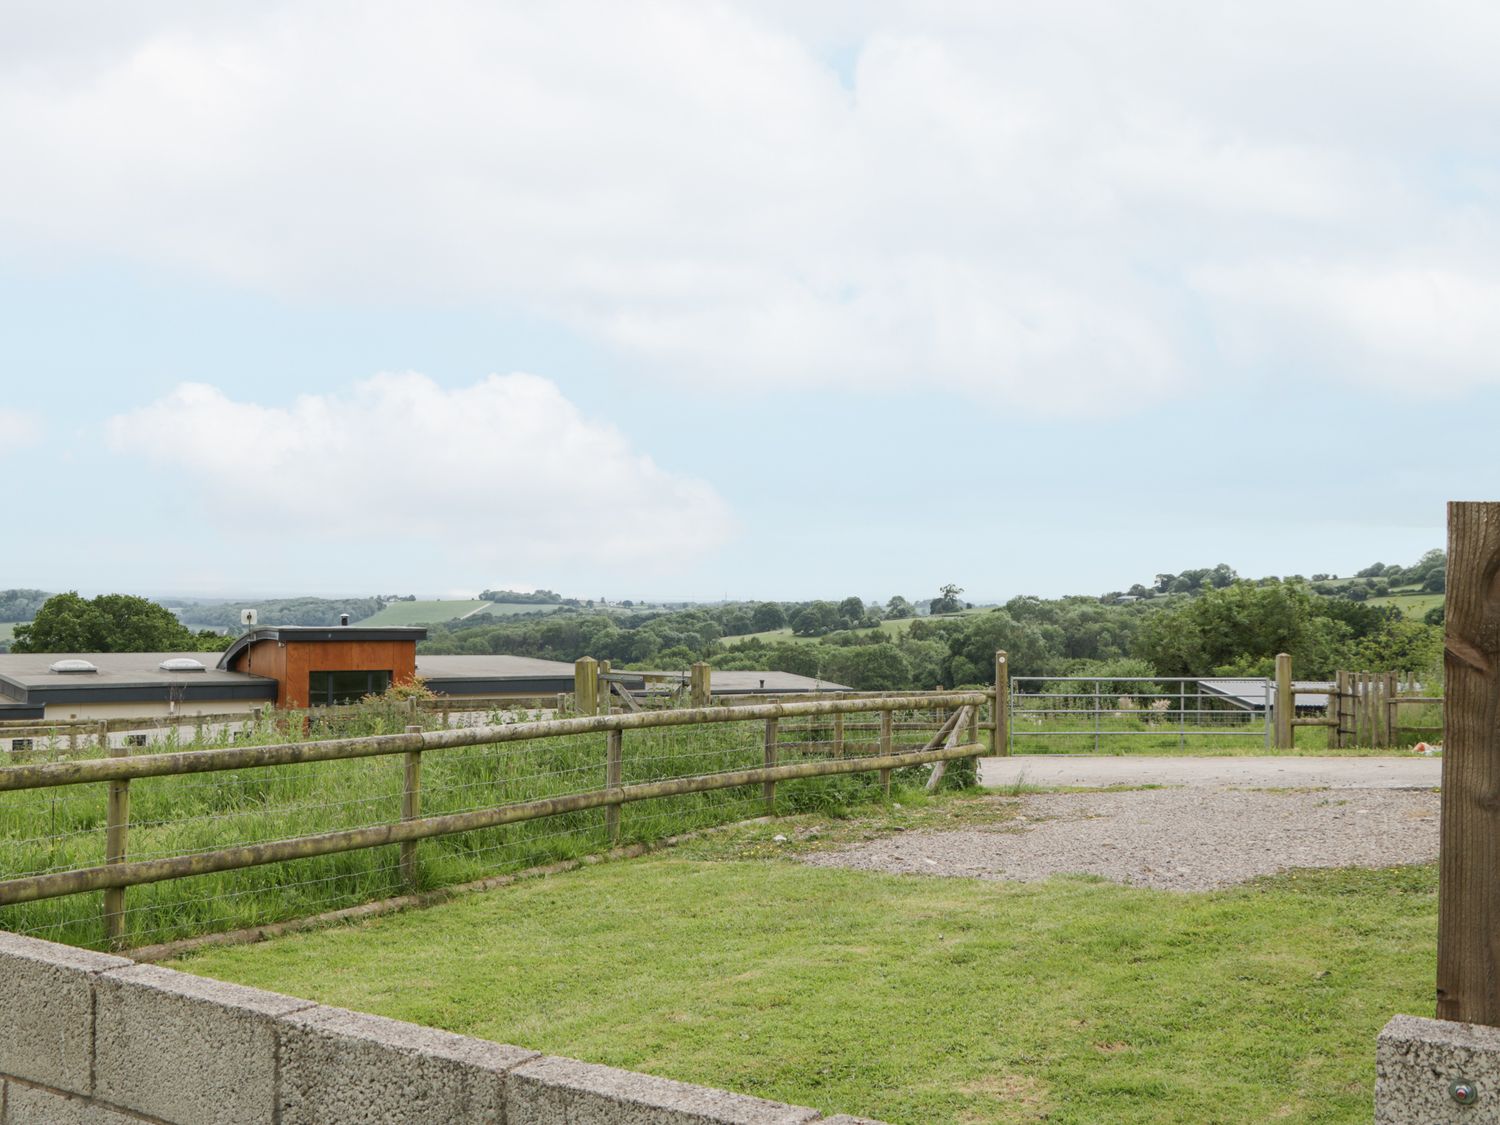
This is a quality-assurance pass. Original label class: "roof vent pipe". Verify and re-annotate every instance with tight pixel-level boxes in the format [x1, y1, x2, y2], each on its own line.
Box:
[340, 614, 350, 626]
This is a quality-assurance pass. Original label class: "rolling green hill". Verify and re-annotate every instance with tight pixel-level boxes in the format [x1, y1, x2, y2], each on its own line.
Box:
[357, 600, 563, 627]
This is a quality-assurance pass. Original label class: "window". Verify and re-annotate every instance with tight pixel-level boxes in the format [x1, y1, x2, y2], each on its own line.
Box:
[307, 670, 392, 706]
[125, 734, 149, 747]
[10, 738, 33, 753]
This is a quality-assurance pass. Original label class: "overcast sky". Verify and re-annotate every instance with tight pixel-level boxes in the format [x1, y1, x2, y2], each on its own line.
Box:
[2, 1, 1493, 602]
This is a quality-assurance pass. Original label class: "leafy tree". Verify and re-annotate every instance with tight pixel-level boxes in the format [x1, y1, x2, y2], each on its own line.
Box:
[884, 596, 915, 619]
[12, 592, 231, 653]
[821, 643, 911, 691]
[750, 603, 787, 632]
[837, 596, 866, 628]
[931, 583, 965, 615]
[789, 601, 840, 636]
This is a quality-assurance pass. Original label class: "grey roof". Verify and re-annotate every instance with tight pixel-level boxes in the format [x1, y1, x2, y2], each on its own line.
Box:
[415, 654, 592, 695]
[0, 648, 850, 707]
[0, 651, 278, 706]
[1198, 678, 1334, 712]
[641, 669, 853, 694]
[218, 626, 428, 670]
[416, 655, 578, 680]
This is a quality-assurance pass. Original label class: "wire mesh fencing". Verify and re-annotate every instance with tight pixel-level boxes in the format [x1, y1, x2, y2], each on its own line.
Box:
[0, 694, 981, 951]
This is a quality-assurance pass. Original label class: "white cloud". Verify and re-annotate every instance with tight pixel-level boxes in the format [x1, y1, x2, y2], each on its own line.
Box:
[3, 2, 1499, 400]
[1197, 259, 1500, 392]
[0, 409, 43, 452]
[104, 374, 733, 568]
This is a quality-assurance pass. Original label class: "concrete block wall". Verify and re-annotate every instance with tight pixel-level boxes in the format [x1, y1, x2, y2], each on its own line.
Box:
[0, 931, 886, 1124]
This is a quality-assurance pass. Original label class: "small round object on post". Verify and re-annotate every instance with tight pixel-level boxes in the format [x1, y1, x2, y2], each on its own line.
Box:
[1449, 1078, 1478, 1105]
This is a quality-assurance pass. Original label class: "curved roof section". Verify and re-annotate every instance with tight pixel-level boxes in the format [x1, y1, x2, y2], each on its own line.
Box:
[217, 625, 429, 670]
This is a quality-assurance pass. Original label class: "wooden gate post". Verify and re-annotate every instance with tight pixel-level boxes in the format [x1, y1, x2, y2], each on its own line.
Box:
[1437, 501, 1500, 1024]
[574, 657, 599, 716]
[690, 662, 712, 709]
[994, 651, 1010, 757]
[1274, 653, 1293, 750]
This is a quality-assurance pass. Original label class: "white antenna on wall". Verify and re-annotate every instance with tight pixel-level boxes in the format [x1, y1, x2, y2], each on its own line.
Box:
[240, 609, 258, 626]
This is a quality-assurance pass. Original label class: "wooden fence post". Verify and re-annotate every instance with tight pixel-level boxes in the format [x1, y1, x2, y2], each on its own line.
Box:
[690, 663, 712, 709]
[575, 657, 599, 716]
[763, 715, 778, 815]
[1344, 675, 1356, 753]
[401, 724, 422, 890]
[599, 660, 612, 716]
[1437, 501, 1500, 1024]
[994, 651, 1009, 757]
[1274, 652, 1293, 749]
[103, 774, 131, 949]
[833, 712, 844, 758]
[879, 709, 893, 798]
[606, 728, 623, 844]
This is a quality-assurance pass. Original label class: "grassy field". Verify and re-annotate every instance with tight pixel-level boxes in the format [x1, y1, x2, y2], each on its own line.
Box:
[1368, 591, 1443, 619]
[177, 797, 1435, 1125]
[727, 609, 989, 648]
[361, 600, 574, 626]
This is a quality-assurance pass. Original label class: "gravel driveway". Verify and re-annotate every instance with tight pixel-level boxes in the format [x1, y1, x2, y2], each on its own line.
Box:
[801, 787, 1440, 891]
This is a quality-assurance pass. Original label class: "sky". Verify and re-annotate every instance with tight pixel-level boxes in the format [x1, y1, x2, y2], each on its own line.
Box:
[1, 1, 1495, 604]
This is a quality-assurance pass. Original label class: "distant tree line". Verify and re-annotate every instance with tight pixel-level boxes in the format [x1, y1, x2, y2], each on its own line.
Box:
[478, 589, 564, 604]
[177, 597, 389, 628]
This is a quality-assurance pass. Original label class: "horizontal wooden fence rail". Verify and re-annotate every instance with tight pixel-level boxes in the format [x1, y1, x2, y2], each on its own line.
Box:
[0, 691, 990, 947]
[0, 692, 988, 794]
[0, 742, 985, 907]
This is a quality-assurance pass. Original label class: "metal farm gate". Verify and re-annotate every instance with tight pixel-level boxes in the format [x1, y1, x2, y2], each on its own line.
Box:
[1006, 676, 1273, 753]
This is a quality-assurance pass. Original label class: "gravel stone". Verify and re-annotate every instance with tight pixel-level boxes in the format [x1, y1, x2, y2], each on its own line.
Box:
[801, 787, 1439, 891]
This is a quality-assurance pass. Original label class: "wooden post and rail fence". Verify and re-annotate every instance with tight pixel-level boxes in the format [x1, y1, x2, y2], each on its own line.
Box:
[1272, 655, 1441, 750]
[0, 690, 992, 950]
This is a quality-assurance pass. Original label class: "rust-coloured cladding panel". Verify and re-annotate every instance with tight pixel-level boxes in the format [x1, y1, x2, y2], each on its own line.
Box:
[230, 639, 289, 706]
[283, 640, 417, 708]
[228, 638, 416, 708]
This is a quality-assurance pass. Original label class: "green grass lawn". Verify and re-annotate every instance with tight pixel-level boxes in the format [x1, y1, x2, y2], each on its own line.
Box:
[1368, 591, 1443, 619]
[176, 801, 1435, 1124]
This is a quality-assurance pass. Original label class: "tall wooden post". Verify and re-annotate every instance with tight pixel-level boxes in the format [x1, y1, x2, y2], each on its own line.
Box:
[1333, 670, 1349, 749]
[1437, 501, 1500, 1024]
[600, 660, 612, 716]
[879, 709, 893, 798]
[401, 724, 422, 890]
[1274, 652, 1293, 750]
[763, 716, 779, 815]
[606, 728, 623, 844]
[575, 657, 599, 716]
[833, 712, 845, 758]
[103, 777, 130, 949]
[690, 662, 712, 709]
[994, 651, 1010, 757]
